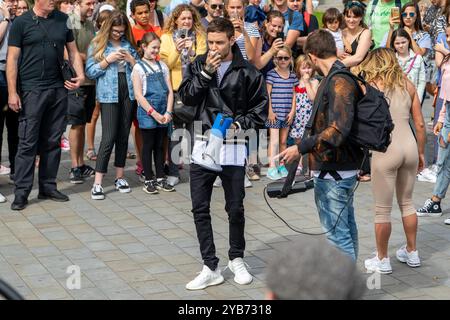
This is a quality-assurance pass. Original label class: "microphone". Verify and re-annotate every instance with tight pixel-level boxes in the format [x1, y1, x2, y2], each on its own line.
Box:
[266, 159, 314, 198]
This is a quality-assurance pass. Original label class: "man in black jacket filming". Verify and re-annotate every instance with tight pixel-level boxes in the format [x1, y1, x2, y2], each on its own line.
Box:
[178, 17, 268, 290]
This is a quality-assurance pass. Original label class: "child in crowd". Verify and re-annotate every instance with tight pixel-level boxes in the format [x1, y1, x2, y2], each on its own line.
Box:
[132, 32, 175, 194]
[290, 55, 319, 176]
[322, 7, 344, 56]
[245, 0, 267, 29]
[86, 11, 140, 200]
[391, 28, 426, 103]
[266, 46, 299, 180]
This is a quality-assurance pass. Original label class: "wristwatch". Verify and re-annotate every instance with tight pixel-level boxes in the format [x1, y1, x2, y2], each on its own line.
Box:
[0, 17, 10, 23]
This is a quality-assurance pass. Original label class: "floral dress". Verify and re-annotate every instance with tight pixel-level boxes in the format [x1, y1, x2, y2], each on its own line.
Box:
[290, 85, 313, 139]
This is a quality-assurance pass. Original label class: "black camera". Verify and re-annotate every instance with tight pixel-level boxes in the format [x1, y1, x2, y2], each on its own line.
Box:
[276, 31, 284, 40]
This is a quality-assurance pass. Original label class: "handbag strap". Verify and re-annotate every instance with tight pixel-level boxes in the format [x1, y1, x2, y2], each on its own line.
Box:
[32, 12, 65, 68]
[405, 54, 418, 75]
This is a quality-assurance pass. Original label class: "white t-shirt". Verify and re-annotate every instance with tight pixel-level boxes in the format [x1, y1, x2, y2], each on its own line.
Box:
[131, 60, 170, 95]
[326, 29, 344, 52]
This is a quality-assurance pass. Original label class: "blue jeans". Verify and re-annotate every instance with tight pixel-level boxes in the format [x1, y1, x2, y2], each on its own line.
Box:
[433, 102, 450, 198]
[314, 176, 358, 261]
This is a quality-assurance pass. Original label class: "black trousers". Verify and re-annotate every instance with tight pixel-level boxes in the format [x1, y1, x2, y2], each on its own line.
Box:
[0, 72, 19, 174]
[141, 127, 167, 180]
[14, 87, 68, 198]
[95, 73, 134, 173]
[190, 164, 246, 270]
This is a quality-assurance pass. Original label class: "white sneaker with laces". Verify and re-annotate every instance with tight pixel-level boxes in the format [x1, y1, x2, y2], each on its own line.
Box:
[115, 178, 131, 193]
[185, 265, 224, 290]
[364, 254, 392, 274]
[0, 192, 6, 203]
[396, 245, 420, 267]
[417, 168, 437, 183]
[227, 258, 253, 285]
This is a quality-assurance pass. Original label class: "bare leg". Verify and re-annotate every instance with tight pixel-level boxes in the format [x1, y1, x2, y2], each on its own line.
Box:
[69, 125, 85, 168]
[268, 128, 279, 168]
[402, 213, 418, 252]
[375, 223, 391, 259]
[86, 102, 100, 152]
[115, 167, 125, 179]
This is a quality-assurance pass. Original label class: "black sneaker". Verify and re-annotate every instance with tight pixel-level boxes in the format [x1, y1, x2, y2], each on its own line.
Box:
[143, 180, 158, 194]
[79, 164, 95, 178]
[70, 167, 84, 184]
[91, 184, 105, 200]
[416, 199, 442, 217]
[155, 178, 175, 192]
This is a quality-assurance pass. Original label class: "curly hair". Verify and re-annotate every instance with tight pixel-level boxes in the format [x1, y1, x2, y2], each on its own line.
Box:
[352, 48, 406, 92]
[163, 4, 205, 36]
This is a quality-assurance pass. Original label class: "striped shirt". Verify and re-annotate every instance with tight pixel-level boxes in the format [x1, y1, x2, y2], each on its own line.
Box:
[235, 22, 261, 60]
[267, 69, 299, 120]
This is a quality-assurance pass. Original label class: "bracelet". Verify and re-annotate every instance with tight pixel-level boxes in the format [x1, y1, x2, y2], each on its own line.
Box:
[166, 111, 173, 115]
[147, 106, 154, 115]
[104, 57, 110, 65]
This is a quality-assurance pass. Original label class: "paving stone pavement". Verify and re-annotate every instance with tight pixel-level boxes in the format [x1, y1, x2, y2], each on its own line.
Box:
[0, 97, 449, 300]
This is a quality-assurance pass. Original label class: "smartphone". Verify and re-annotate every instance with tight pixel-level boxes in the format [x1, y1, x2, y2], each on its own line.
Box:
[119, 48, 127, 54]
[391, 7, 400, 20]
[276, 31, 285, 40]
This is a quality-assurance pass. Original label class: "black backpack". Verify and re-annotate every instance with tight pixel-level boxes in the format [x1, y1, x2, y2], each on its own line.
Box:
[321, 69, 395, 153]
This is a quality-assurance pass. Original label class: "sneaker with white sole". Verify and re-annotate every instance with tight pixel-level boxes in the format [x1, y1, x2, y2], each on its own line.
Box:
[416, 199, 442, 217]
[417, 168, 437, 183]
[213, 176, 222, 188]
[364, 254, 392, 274]
[444, 218, 450, 225]
[185, 265, 224, 290]
[91, 184, 105, 200]
[227, 257, 253, 285]
[396, 245, 421, 267]
[115, 178, 131, 193]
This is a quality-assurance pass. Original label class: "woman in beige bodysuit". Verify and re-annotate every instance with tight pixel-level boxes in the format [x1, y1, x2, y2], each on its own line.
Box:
[353, 48, 426, 274]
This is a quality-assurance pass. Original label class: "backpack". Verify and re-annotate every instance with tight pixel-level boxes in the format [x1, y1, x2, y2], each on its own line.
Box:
[319, 69, 395, 152]
[287, 10, 318, 58]
[156, 9, 164, 29]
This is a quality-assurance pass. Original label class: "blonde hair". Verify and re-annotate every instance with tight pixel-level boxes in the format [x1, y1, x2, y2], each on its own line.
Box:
[295, 54, 316, 78]
[352, 48, 405, 92]
[91, 11, 136, 62]
[163, 4, 205, 36]
[274, 45, 293, 68]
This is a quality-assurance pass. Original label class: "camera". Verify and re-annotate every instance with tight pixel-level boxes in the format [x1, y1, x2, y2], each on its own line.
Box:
[276, 31, 285, 40]
[177, 29, 188, 39]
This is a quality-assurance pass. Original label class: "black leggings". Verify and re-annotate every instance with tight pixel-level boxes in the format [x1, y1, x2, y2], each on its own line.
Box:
[141, 127, 168, 180]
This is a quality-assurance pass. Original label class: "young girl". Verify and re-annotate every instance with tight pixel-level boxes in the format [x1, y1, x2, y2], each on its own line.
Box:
[86, 11, 140, 200]
[322, 7, 344, 56]
[290, 55, 319, 176]
[266, 46, 299, 180]
[391, 28, 426, 103]
[132, 32, 175, 194]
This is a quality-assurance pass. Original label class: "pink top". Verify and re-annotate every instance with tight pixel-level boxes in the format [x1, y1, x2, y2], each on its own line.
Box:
[439, 60, 450, 103]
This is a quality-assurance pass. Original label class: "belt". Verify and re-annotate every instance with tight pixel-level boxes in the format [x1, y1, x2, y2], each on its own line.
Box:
[318, 170, 342, 181]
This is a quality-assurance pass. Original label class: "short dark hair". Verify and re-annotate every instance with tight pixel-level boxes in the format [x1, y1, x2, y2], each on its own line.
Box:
[266, 235, 366, 300]
[130, 0, 150, 14]
[323, 7, 343, 27]
[304, 29, 337, 59]
[207, 17, 234, 39]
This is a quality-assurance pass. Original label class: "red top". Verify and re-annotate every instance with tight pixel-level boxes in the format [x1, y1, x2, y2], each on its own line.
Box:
[295, 86, 307, 94]
[132, 25, 156, 42]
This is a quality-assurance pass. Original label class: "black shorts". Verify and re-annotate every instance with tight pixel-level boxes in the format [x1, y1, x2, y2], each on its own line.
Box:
[67, 85, 96, 125]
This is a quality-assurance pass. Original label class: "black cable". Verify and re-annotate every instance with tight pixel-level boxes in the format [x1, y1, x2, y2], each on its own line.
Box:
[263, 153, 366, 236]
[0, 279, 24, 300]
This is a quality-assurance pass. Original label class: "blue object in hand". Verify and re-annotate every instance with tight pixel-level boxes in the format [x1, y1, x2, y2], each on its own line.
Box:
[211, 113, 233, 138]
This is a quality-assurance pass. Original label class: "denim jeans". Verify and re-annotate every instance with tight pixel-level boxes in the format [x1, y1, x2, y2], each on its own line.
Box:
[433, 102, 450, 199]
[314, 176, 358, 261]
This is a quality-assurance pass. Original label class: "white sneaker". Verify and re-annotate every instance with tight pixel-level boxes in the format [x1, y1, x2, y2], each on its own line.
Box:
[185, 265, 224, 290]
[364, 254, 392, 274]
[166, 176, 180, 187]
[227, 258, 253, 285]
[445, 218, 450, 225]
[429, 164, 438, 175]
[417, 168, 437, 183]
[0, 192, 6, 203]
[0, 165, 11, 175]
[244, 175, 252, 188]
[396, 245, 421, 267]
[91, 184, 105, 200]
[115, 178, 131, 193]
[213, 176, 222, 188]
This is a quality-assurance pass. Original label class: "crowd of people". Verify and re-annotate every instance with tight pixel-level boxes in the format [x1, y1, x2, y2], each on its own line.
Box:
[0, 0, 450, 293]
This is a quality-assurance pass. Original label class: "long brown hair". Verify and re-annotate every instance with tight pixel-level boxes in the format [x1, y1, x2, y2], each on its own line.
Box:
[352, 48, 406, 92]
[91, 11, 136, 62]
[163, 4, 204, 36]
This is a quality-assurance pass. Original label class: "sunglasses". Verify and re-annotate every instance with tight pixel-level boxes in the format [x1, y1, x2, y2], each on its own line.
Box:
[276, 56, 290, 61]
[112, 30, 125, 36]
[401, 12, 416, 18]
[210, 4, 224, 10]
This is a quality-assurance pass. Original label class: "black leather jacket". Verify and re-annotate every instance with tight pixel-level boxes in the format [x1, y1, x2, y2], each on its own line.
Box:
[178, 44, 268, 133]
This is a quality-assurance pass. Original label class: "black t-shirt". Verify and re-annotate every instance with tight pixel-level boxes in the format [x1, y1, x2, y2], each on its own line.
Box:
[8, 10, 74, 91]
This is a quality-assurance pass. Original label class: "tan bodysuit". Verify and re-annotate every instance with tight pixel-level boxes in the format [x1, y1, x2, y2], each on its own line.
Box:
[371, 88, 418, 223]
